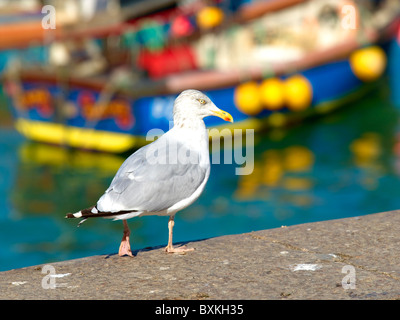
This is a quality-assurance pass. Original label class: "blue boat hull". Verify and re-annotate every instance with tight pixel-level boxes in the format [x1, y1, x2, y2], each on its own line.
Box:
[4, 44, 390, 153]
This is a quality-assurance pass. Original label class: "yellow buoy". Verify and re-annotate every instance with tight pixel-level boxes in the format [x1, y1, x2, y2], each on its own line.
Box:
[260, 78, 285, 110]
[284, 75, 313, 111]
[349, 46, 387, 82]
[234, 81, 263, 116]
[197, 6, 224, 29]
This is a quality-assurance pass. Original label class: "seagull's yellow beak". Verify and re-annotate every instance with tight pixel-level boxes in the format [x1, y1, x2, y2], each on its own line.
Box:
[212, 108, 234, 123]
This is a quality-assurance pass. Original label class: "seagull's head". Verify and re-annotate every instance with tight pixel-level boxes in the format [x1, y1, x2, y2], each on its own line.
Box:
[173, 89, 233, 126]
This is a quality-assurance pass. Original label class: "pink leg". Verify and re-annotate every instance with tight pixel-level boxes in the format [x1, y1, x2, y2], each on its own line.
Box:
[119, 220, 133, 257]
[165, 215, 194, 254]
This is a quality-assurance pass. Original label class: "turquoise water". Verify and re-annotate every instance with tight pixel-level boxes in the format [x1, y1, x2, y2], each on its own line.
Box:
[1, 82, 400, 271]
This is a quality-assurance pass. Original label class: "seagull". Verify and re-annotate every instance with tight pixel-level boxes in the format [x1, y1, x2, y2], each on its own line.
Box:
[66, 89, 233, 256]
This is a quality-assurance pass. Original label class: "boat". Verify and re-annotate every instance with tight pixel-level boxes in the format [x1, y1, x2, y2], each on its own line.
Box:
[2, 0, 400, 153]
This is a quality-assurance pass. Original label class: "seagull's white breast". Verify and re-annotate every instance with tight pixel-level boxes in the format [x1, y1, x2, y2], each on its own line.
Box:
[159, 125, 210, 215]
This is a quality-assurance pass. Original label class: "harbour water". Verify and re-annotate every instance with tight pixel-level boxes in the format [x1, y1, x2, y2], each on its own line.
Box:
[1, 81, 400, 272]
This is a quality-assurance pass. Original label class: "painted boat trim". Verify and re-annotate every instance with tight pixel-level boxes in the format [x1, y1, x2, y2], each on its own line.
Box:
[15, 118, 145, 153]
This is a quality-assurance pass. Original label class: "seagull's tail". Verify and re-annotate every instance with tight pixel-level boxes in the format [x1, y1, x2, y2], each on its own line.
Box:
[65, 206, 135, 227]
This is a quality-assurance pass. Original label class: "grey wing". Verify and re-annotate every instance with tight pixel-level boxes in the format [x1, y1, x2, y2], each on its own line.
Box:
[97, 135, 208, 213]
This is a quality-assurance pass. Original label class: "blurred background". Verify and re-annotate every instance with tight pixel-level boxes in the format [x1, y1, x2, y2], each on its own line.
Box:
[1, 0, 400, 271]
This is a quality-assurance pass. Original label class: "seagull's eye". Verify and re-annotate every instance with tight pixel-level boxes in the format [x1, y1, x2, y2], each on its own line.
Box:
[198, 99, 206, 105]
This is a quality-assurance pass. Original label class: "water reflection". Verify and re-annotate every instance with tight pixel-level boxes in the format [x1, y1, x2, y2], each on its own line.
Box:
[14, 143, 124, 215]
[2, 83, 400, 271]
[5, 143, 126, 268]
[235, 145, 314, 199]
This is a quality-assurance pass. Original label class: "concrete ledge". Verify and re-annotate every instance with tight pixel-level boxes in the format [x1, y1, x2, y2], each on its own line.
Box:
[1, 211, 399, 300]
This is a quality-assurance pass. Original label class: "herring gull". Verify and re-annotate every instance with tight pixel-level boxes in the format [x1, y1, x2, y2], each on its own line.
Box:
[66, 89, 233, 256]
